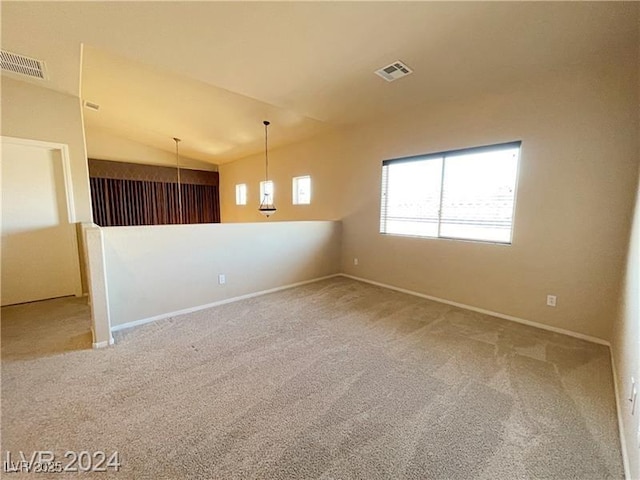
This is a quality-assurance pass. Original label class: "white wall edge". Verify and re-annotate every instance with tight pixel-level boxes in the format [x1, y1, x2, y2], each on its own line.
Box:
[339, 274, 611, 346]
[110, 273, 341, 333]
[85, 227, 113, 345]
[92, 337, 114, 349]
[610, 351, 631, 479]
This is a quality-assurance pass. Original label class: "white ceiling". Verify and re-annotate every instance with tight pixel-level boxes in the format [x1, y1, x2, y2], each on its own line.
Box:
[2, 2, 638, 164]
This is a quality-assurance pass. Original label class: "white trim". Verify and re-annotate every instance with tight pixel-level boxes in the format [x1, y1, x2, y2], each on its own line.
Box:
[110, 271, 611, 346]
[611, 352, 630, 479]
[92, 337, 114, 349]
[1, 136, 77, 223]
[1, 135, 69, 151]
[76, 51, 94, 226]
[339, 274, 610, 346]
[79, 43, 85, 102]
[1, 136, 83, 299]
[59, 143, 77, 224]
[111, 274, 340, 333]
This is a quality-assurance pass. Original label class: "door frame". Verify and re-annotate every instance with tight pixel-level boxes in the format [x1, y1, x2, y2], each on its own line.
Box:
[1, 135, 83, 298]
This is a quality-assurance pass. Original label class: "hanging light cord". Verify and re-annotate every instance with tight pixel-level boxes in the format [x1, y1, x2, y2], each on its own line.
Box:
[258, 120, 275, 216]
[264, 120, 270, 182]
[173, 137, 183, 224]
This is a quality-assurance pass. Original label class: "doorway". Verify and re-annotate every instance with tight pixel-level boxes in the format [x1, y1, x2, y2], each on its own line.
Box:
[1, 137, 82, 306]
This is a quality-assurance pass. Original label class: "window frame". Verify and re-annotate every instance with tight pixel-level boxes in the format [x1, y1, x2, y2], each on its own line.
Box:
[292, 175, 311, 205]
[380, 141, 521, 245]
[260, 180, 274, 204]
[235, 183, 247, 206]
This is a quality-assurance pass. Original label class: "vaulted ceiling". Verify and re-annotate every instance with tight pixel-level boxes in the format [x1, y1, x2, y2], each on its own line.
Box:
[2, 2, 638, 164]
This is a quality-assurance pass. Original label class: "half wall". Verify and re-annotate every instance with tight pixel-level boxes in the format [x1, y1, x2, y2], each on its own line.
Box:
[101, 221, 341, 328]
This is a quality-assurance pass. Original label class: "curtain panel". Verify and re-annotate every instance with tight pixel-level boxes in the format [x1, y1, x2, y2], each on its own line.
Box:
[88, 159, 220, 227]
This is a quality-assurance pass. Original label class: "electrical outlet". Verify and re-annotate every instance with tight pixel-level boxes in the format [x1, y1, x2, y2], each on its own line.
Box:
[546, 295, 557, 307]
[353, 258, 359, 266]
[218, 274, 226, 285]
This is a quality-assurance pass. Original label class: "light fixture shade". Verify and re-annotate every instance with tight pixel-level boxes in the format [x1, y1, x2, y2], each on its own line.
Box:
[259, 205, 276, 217]
[259, 193, 276, 217]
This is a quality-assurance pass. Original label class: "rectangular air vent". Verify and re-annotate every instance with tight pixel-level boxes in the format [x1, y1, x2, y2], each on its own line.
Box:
[84, 101, 100, 111]
[375, 61, 413, 82]
[1, 50, 47, 80]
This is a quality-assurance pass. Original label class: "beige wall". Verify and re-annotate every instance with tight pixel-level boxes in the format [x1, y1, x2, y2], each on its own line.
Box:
[614, 168, 640, 479]
[221, 61, 639, 342]
[220, 131, 345, 223]
[102, 221, 341, 327]
[611, 48, 640, 480]
[1, 77, 92, 222]
[85, 126, 218, 171]
[1, 140, 83, 304]
[2, 77, 92, 293]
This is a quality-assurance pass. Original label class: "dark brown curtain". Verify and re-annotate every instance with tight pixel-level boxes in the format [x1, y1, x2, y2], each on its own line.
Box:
[88, 159, 220, 227]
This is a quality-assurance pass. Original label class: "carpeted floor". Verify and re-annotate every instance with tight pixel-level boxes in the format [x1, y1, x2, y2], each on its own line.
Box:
[1, 277, 623, 479]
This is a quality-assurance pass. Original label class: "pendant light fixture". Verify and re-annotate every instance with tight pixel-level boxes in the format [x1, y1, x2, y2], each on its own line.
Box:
[258, 120, 276, 217]
[173, 137, 183, 224]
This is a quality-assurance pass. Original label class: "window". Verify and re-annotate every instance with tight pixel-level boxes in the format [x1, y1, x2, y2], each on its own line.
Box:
[292, 175, 311, 205]
[235, 183, 247, 205]
[380, 141, 520, 244]
[260, 180, 274, 204]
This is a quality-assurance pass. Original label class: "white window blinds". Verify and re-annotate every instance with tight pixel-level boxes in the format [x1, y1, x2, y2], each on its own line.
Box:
[380, 141, 520, 244]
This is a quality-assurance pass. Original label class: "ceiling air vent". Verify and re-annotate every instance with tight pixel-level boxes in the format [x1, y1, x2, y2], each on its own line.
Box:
[1, 50, 47, 80]
[374, 61, 413, 82]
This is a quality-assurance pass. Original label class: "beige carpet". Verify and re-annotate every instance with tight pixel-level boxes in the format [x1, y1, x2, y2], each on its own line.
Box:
[1, 277, 623, 479]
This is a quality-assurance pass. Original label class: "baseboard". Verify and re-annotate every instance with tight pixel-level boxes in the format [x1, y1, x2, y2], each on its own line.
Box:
[108, 271, 609, 346]
[611, 352, 631, 479]
[110, 273, 341, 333]
[339, 273, 610, 346]
[92, 337, 114, 349]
